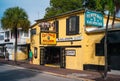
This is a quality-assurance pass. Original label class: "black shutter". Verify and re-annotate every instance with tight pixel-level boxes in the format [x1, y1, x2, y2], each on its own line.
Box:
[76, 16, 79, 34]
[55, 21, 59, 38]
[66, 18, 69, 35]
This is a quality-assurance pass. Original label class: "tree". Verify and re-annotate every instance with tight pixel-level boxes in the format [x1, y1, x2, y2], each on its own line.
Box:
[1, 7, 30, 63]
[95, 0, 120, 79]
[45, 0, 120, 18]
[44, 0, 83, 18]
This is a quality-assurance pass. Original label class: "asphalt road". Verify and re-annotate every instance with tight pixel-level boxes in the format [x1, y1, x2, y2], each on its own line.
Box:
[0, 63, 81, 81]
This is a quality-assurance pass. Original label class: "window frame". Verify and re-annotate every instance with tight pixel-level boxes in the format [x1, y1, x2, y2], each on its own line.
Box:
[66, 16, 79, 35]
[31, 28, 36, 36]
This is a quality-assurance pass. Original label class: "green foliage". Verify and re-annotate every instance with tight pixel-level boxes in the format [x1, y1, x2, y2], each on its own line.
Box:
[1, 7, 30, 32]
[44, 0, 83, 18]
[44, 0, 120, 18]
[95, 0, 120, 14]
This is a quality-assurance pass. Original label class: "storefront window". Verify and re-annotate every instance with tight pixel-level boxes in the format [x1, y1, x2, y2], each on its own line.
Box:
[66, 16, 79, 35]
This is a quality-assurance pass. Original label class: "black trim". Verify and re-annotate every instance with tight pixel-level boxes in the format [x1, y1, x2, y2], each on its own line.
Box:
[40, 45, 81, 48]
[83, 64, 110, 71]
[55, 20, 59, 38]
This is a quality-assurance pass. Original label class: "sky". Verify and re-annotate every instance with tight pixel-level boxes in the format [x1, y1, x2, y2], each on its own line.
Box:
[0, 0, 50, 25]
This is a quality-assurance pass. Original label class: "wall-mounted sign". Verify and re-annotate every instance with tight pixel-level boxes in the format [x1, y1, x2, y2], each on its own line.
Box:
[66, 50, 76, 56]
[39, 22, 51, 28]
[39, 22, 55, 28]
[40, 33, 56, 45]
[56, 36, 82, 42]
[85, 10, 103, 27]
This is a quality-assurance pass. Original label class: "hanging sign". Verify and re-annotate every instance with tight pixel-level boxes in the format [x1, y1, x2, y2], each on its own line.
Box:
[41, 33, 56, 45]
[85, 10, 103, 27]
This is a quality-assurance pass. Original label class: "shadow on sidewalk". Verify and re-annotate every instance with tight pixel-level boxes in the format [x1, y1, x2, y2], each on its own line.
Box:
[0, 58, 120, 81]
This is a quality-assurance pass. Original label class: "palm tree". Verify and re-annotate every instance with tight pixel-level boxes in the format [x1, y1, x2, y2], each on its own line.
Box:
[1, 7, 30, 63]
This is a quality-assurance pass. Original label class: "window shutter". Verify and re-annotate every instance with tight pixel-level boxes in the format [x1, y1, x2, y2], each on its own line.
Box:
[66, 18, 69, 35]
[55, 21, 59, 38]
[76, 16, 79, 34]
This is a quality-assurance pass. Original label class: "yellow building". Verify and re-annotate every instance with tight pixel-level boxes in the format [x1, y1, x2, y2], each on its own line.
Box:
[31, 9, 120, 71]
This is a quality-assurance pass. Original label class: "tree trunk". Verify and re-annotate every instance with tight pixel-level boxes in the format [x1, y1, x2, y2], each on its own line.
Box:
[104, 12, 110, 80]
[14, 27, 18, 64]
[112, 0, 116, 28]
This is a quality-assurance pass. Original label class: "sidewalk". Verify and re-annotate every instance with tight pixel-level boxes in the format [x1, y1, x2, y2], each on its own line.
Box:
[0, 58, 120, 81]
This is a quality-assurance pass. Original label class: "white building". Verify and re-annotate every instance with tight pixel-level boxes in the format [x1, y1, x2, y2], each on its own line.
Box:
[0, 28, 30, 60]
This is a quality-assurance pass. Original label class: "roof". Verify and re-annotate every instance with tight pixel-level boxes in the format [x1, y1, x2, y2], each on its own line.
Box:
[35, 8, 85, 22]
[31, 8, 120, 28]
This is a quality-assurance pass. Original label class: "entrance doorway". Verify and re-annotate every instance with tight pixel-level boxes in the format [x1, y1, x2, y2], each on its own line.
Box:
[45, 47, 60, 66]
[40, 47, 65, 68]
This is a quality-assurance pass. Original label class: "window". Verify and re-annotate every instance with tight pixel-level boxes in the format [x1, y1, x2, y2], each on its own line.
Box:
[11, 32, 15, 39]
[34, 47, 37, 58]
[31, 29, 36, 36]
[66, 16, 79, 35]
[24, 31, 29, 37]
[0, 32, 4, 40]
[95, 43, 104, 56]
[5, 31, 9, 39]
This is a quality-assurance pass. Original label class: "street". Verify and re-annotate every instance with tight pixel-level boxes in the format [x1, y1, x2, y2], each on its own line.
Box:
[0, 63, 80, 81]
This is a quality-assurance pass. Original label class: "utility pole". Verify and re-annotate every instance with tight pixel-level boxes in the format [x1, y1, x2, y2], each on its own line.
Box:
[104, 11, 110, 80]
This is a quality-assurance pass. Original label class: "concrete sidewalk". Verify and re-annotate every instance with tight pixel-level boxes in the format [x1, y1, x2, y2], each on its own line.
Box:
[0, 58, 120, 81]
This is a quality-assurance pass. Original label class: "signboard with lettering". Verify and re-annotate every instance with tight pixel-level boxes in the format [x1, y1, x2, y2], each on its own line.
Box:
[40, 33, 56, 45]
[56, 36, 82, 42]
[66, 50, 76, 56]
[85, 10, 103, 27]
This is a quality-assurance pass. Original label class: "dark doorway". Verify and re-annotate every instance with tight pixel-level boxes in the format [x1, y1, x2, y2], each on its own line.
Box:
[45, 47, 61, 66]
[40, 46, 65, 68]
[98, 30, 120, 70]
[108, 43, 120, 70]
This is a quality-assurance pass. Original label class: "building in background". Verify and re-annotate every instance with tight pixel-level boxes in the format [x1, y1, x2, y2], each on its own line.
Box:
[30, 9, 120, 71]
[0, 28, 30, 60]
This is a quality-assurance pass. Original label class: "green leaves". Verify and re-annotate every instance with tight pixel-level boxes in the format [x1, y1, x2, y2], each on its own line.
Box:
[1, 6, 30, 32]
[44, 0, 82, 18]
[44, 0, 120, 18]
